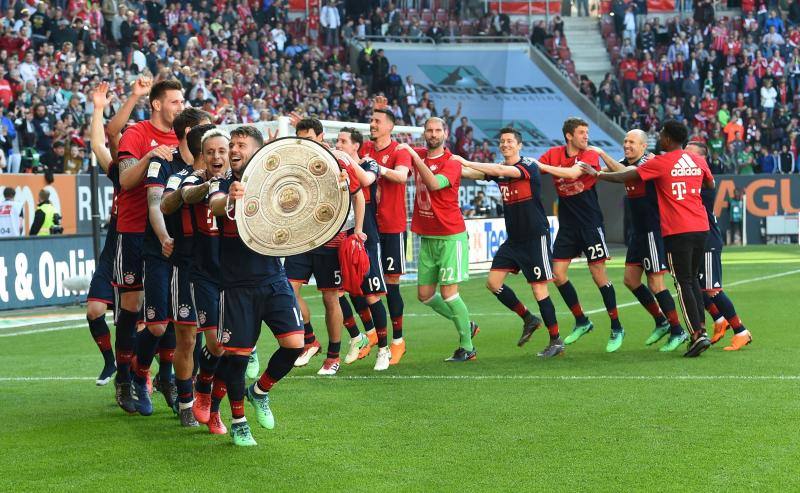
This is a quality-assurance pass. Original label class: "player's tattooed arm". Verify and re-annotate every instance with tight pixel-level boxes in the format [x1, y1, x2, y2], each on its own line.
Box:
[182, 181, 212, 205]
[160, 187, 184, 214]
[120, 145, 174, 190]
[148, 186, 174, 257]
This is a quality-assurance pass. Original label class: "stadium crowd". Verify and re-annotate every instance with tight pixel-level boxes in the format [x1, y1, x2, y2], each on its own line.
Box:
[582, 0, 800, 175]
[0, 0, 510, 177]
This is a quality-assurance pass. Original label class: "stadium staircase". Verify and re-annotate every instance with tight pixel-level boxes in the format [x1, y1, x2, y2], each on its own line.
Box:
[561, 16, 612, 86]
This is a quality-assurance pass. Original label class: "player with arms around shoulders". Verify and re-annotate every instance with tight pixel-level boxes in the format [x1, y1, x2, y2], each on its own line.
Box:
[358, 97, 413, 360]
[592, 130, 687, 352]
[455, 126, 577, 357]
[334, 127, 394, 368]
[539, 117, 625, 352]
[585, 121, 716, 357]
[397, 117, 477, 362]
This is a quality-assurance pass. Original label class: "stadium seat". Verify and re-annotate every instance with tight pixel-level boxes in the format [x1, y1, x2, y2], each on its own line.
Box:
[558, 46, 571, 60]
[435, 9, 448, 23]
[601, 21, 613, 38]
[460, 20, 475, 35]
[422, 9, 433, 23]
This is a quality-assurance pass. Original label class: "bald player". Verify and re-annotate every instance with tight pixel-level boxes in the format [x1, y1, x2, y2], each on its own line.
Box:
[592, 130, 685, 351]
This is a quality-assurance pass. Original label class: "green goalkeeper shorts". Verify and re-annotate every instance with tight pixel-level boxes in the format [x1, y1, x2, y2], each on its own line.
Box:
[417, 233, 469, 286]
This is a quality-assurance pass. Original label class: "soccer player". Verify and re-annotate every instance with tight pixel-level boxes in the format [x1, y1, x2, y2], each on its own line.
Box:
[358, 97, 412, 362]
[397, 118, 475, 361]
[113, 79, 184, 413]
[539, 117, 624, 352]
[144, 114, 214, 426]
[684, 141, 753, 351]
[592, 131, 686, 351]
[456, 126, 579, 357]
[130, 107, 209, 417]
[84, 79, 150, 386]
[176, 124, 234, 434]
[334, 127, 391, 367]
[586, 121, 715, 357]
[288, 118, 366, 375]
[208, 132, 305, 447]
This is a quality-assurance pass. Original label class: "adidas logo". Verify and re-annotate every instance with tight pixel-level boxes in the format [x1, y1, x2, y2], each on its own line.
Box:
[150, 139, 158, 147]
[670, 154, 703, 177]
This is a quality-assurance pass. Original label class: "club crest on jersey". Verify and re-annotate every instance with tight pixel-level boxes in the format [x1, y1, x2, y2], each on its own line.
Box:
[221, 330, 231, 343]
[123, 272, 135, 285]
[671, 154, 702, 177]
[146, 306, 156, 320]
[198, 311, 207, 325]
[178, 304, 191, 318]
[381, 155, 389, 164]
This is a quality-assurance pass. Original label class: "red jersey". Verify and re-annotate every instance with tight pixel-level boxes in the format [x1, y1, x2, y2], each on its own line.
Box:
[359, 139, 412, 234]
[323, 158, 362, 249]
[410, 148, 465, 236]
[116, 121, 179, 233]
[635, 150, 711, 237]
[539, 146, 603, 228]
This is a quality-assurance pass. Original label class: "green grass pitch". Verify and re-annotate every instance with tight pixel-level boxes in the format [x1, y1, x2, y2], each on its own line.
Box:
[1, 245, 799, 491]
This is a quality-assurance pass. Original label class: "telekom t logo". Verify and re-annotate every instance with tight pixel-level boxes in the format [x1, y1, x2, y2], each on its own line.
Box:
[671, 182, 687, 200]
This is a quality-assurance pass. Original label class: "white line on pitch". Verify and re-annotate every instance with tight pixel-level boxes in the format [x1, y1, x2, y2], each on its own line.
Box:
[2, 268, 799, 338]
[2, 375, 800, 382]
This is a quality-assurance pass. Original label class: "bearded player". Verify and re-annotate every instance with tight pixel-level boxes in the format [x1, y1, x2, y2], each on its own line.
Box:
[397, 118, 476, 361]
[539, 117, 624, 353]
[358, 97, 412, 363]
[592, 130, 686, 351]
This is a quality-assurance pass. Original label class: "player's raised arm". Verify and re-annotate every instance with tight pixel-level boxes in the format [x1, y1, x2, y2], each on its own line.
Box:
[108, 77, 153, 139]
[89, 83, 113, 172]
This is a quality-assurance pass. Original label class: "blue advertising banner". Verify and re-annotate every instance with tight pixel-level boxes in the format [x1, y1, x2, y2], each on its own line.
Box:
[0, 235, 96, 310]
[385, 44, 624, 158]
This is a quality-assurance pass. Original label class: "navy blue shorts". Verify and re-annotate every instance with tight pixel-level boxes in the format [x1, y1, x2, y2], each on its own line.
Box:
[114, 233, 144, 292]
[169, 265, 196, 325]
[625, 230, 668, 275]
[285, 248, 341, 290]
[218, 279, 304, 352]
[491, 235, 554, 284]
[698, 250, 723, 291]
[190, 277, 219, 333]
[87, 227, 118, 306]
[552, 226, 610, 264]
[379, 232, 406, 275]
[362, 242, 387, 295]
[142, 255, 171, 325]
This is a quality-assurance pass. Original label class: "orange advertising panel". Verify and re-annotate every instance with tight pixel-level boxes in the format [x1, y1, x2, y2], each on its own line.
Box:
[0, 174, 77, 235]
